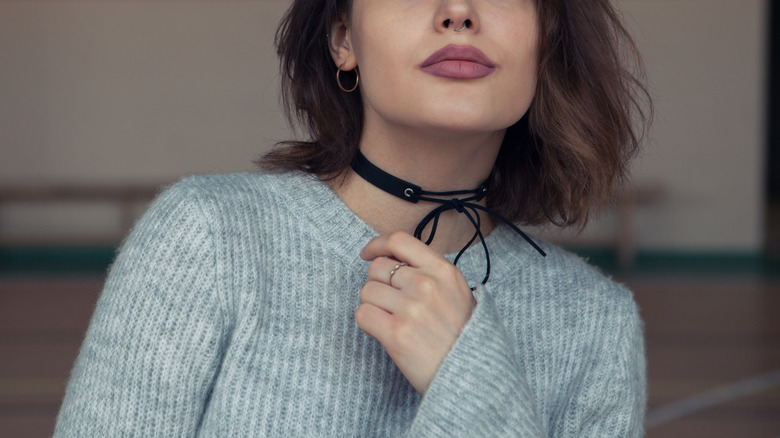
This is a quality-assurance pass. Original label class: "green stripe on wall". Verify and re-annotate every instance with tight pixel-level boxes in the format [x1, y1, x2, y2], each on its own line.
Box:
[568, 247, 780, 277]
[0, 246, 117, 274]
[1, 245, 779, 277]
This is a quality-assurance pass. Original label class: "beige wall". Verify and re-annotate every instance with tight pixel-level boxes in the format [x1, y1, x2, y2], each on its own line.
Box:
[620, 0, 766, 252]
[0, 0, 768, 252]
[0, 0, 290, 186]
[0, 0, 291, 237]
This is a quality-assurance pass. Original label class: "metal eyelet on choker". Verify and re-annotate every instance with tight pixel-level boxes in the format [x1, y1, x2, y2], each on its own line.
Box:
[349, 149, 546, 287]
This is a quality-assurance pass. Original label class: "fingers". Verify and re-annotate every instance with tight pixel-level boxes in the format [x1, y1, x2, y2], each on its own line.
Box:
[356, 232, 476, 395]
[360, 231, 444, 268]
[367, 256, 410, 285]
[362, 232, 467, 295]
[354, 302, 394, 342]
[360, 281, 404, 314]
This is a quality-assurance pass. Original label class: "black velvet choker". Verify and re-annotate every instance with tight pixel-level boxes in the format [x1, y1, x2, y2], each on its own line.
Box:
[351, 150, 545, 287]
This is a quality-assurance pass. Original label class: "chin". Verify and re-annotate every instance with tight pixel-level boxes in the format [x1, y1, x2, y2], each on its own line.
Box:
[423, 113, 520, 134]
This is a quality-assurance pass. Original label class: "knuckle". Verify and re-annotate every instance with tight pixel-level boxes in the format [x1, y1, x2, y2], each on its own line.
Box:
[412, 274, 436, 293]
[433, 258, 454, 273]
[354, 304, 366, 323]
[355, 303, 373, 326]
[367, 260, 382, 279]
[386, 231, 408, 248]
[360, 281, 382, 301]
[403, 300, 424, 320]
[359, 284, 370, 302]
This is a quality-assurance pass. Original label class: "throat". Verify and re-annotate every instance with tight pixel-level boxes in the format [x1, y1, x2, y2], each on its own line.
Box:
[332, 150, 546, 286]
[350, 149, 492, 246]
[332, 170, 493, 255]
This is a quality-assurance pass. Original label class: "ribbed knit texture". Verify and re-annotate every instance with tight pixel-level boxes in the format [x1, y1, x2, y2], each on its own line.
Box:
[54, 171, 646, 437]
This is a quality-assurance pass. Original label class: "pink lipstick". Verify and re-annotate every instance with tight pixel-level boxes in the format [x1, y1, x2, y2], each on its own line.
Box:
[420, 44, 496, 79]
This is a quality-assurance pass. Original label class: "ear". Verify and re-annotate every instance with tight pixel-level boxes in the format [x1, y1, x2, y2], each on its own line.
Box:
[329, 15, 357, 71]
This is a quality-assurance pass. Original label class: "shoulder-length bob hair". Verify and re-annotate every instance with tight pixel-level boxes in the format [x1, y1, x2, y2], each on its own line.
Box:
[261, 0, 652, 227]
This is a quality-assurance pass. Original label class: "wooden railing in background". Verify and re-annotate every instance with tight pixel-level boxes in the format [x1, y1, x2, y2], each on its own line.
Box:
[614, 184, 665, 268]
[0, 182, 663, 268]
[538, 183, 665, 269]
[0, 184, 166, 246]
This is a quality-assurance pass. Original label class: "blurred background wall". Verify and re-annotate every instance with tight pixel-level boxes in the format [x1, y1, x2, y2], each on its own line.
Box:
[533, 0, 768, 256]
[0, 0, 768, 256]
[619, 0, 765, 253]
[0, 0, 290, 241]
[1, 1, 778, 437]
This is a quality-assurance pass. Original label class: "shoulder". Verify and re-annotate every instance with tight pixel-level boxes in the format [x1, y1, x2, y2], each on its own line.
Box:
[491, 238, 640, 334]
[124, 170, 318, 248]
[489, 240, 645, 388]
[161, 170, 316, 203]
[146, 170, 321, 220]
[540, 243, 633, 304]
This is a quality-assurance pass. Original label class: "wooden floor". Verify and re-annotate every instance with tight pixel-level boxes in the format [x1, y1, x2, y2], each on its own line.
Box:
[1, 274, 779, 437]
[633, 277, 780, 436]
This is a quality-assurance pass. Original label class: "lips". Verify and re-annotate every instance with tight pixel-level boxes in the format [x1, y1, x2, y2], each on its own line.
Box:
[420, 44, 496, 79]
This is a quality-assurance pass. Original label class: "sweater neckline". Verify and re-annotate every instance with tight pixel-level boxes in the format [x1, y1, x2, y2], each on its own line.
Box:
[275, 171, 539, 286]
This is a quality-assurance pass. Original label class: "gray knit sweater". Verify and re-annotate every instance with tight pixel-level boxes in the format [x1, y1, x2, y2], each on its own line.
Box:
[55, 171, 646, 437]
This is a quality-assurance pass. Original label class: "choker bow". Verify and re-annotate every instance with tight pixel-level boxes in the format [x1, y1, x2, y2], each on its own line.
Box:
[351, 150, 545, 287]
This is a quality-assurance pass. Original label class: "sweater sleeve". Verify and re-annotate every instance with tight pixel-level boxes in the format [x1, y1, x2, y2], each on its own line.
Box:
[555, 293, 646, 437]
[54, 182, 229, 437]
[407, 284, 645, 437]
[407, 286, 545, 437]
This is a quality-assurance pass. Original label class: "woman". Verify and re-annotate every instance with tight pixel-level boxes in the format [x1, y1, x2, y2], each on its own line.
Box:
[55, 0, 650, 436]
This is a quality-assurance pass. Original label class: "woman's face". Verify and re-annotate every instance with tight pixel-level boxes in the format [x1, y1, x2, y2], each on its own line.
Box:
[336, 0, 539, 137]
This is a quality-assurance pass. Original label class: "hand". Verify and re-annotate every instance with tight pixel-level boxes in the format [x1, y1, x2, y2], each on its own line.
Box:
[356, 231, 476, 394]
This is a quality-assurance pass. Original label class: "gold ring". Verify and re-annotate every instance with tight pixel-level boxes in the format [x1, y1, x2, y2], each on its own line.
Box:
[388, 263, 408, 284]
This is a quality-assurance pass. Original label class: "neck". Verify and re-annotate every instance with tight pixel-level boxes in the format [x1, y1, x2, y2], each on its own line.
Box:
[330, 126, 505, 255]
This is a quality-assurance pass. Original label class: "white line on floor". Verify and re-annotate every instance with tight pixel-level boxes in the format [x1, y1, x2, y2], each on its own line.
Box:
[646, 369, 780, 428]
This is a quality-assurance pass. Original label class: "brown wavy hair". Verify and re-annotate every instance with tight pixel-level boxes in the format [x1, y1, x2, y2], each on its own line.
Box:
[261, 0, 652, 227]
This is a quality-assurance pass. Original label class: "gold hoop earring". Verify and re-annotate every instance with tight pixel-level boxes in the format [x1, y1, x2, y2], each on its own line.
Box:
[336, 64, 359, 93]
